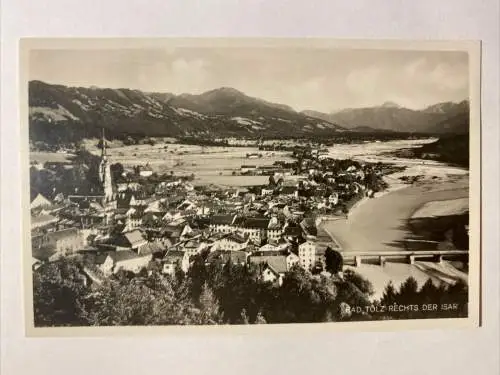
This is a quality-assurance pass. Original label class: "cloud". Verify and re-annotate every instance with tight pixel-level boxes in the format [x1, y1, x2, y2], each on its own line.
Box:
[167, 58, 209, 93]
[30, 48, 470, 111]
[346, 66, 381, 95]
[404, 58, 427, 77]
[429, 62, 468, 91]
[286, 76, 328, 110]
[134, 57, 210, 93]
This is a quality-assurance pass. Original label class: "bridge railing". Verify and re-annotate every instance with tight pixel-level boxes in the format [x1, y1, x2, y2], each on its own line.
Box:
[339, 250, 469, 257]
[339, 250, 469, 266]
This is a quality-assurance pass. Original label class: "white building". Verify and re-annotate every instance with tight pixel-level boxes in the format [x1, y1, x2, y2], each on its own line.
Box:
[101, 251, 152, 275]
[259, 244, 277, 252]
[298, 240, 316, 270]
[328, 192, 339, 206]
[261, 188, 274, 196]
[209, 214, 238, 234]
[139, 165, 154, 177]
[217, 233, 249, 251]
[163, 250, 190, 275]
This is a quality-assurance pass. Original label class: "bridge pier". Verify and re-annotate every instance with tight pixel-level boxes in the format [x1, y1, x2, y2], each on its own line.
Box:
[434, 254, 444, 263]
[379, 256, 386, 267]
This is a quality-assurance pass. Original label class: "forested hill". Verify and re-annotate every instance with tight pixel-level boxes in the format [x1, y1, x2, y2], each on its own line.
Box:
[29, 81, 346, 145]
[414, 134, 470, 168]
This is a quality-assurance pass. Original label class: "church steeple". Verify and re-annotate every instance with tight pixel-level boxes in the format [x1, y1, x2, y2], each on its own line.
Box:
[99, 127, 113, 203]
[101, 128, 107, 159]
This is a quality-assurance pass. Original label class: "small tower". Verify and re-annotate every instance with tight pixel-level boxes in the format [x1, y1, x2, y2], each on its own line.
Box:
[99, 128, 113, 203]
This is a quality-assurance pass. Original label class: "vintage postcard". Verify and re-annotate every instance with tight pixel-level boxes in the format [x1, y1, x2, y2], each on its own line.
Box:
[21, 38, 481, 336]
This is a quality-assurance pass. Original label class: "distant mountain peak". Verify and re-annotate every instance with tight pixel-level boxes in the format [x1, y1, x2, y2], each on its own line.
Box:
[204, 86, 245, 96]
[304, 99, 469, 134]
[381, 101, 402, 108]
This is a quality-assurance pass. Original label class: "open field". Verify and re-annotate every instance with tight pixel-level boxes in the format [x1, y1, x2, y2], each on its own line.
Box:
[30, 151, 75, 164]
[325, 138, 440, 161]
[83, 139, 295, 186]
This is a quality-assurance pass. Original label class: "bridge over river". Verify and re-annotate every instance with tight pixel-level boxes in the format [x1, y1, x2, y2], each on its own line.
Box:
[339, 249, 468, 267]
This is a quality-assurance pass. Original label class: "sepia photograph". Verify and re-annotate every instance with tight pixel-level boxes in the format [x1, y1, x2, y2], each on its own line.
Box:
[22, 39, 480, 332]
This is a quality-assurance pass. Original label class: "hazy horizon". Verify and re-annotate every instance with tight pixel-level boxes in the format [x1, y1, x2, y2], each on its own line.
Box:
[29, 47, 469, 113]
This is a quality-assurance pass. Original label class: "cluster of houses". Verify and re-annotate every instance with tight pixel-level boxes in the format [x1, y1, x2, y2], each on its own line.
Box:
[30, 141, 388, 285]
[30, 182, 339, 286]
[239, 163, 294, 176]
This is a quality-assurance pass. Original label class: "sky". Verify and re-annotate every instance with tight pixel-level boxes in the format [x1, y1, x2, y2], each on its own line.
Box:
[29, 47, 469, 113]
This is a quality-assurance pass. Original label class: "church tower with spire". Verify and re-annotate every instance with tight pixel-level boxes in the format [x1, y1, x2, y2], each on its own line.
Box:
[99, 128, 114, 203]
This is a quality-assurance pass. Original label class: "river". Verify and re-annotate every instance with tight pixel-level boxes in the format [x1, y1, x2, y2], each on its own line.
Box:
[322, 139, 469, 252]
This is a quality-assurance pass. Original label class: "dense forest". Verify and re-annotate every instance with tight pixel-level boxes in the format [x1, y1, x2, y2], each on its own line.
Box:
[33, 253, 468, 327]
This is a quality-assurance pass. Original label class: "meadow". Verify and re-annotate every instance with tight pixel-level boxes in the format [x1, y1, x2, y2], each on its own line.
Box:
[84, 140, 295, 186]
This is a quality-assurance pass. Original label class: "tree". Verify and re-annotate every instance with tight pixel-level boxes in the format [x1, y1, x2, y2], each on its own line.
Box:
[333, 279, 371, 320]
[110, 163, 124, 182]
[398, 276, 419, 305]
[343, 269, 374, 296]
[187, 254, 208, 302]
[198, 283, 222, 324]
[32, 259, 89, 327]
[268, 175, 276, 187]
[254, 310, 267, 324]
[311, 261, 324, 275]
[380, 282, 397, 306]
[239, 308, 250, 324]
[324, 247, 343, 274]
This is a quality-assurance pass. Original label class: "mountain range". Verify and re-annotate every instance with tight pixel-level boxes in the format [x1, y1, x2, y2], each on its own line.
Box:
[302, 100, 469, 134]
[29, 81, 345, 144]
[28, 81, 469, 144]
